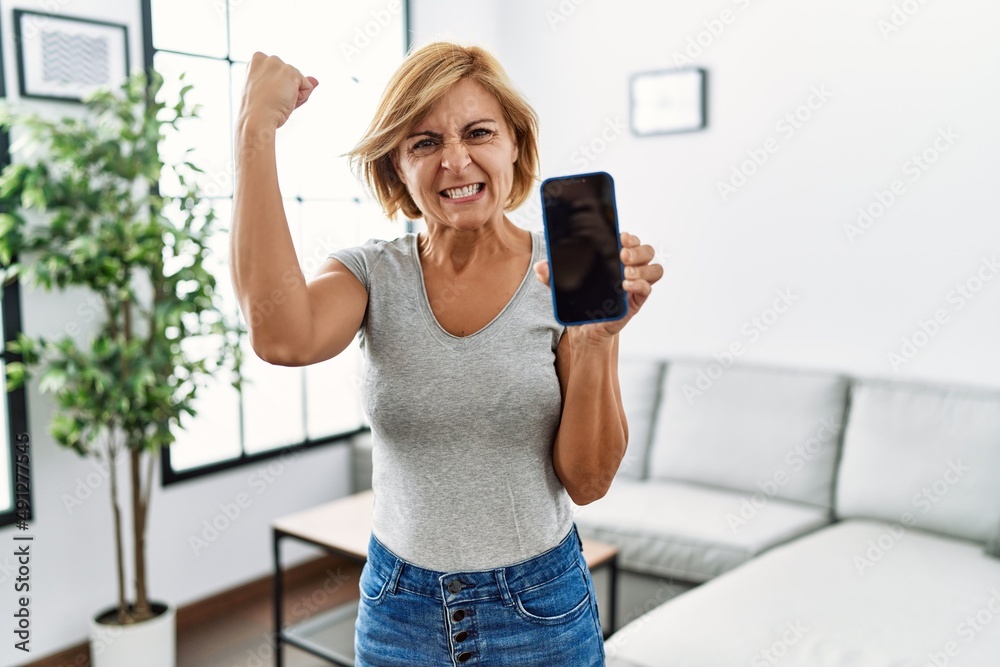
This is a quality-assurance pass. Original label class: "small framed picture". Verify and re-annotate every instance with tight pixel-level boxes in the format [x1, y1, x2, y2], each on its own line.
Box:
[13, 10, 129, 103]
[629, 68, 707, 136]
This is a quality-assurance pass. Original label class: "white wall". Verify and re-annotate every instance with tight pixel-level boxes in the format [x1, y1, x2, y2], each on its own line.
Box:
[0, 1, 355, 664]
[2, 0, 998, 661]
[413, 0, 1000, 389]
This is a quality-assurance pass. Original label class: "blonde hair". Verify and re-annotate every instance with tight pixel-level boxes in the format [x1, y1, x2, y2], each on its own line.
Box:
[346, 42, 540, 220]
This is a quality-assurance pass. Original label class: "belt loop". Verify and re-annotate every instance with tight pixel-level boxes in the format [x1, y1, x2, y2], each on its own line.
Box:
[387, 557, 404, 595]
[494, 568, 514, 607]
[574, 523, 583, 552]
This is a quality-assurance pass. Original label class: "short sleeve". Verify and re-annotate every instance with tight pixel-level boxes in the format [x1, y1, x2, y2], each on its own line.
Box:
[536, 230, 567, 349]
[326, 238, 382, 291]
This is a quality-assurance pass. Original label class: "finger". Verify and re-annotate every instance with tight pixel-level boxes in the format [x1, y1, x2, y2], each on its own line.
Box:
[624, 262, 665, 283]
[533, 260, 550, 286]
[621, 244, 655, 265]
[248, 52, 264, 72]
[294, 75, 318, 108]
[620, 232, 641, 248]
[622, 278, 653, 298]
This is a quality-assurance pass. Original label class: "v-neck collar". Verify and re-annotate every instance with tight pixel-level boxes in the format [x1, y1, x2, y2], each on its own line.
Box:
[410, 231, 538, 350]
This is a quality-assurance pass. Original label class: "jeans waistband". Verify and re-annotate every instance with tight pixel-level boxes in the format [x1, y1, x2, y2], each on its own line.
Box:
[365, 523, 584, 602]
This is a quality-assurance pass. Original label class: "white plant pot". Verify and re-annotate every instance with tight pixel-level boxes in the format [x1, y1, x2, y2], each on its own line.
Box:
[89, 600, 176, 667]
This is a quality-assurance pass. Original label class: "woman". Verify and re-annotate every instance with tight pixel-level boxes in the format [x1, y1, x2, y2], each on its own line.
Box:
[231, 42, 662, 666]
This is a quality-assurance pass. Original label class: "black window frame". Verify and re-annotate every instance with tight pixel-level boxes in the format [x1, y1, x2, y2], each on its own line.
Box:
[0, 258, 30, 530]
[140, 0, 410, 486]
[1, 6, 32, 528]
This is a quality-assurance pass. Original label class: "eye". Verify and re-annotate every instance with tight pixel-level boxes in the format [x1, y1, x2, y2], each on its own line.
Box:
[468, 128, 494, 141]
[412, 138, 437, 150]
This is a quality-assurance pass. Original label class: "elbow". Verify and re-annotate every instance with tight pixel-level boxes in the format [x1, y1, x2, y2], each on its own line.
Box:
[568, 442, 627, 506]
[568, 475, 611, 506]
[248, 333, 303, 367]
[571, 488, 607, 507]
[260, 350, 300, 367]
[253, 344, 286, 366]
[262, 347, 306, 367]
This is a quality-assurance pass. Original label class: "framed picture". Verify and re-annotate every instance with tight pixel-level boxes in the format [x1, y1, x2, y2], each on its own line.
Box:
[13, 10, 129, 103]
[629, 68, 707, 137]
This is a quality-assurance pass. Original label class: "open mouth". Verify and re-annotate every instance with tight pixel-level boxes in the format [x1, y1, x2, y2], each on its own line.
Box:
[440, 183, 485, 200]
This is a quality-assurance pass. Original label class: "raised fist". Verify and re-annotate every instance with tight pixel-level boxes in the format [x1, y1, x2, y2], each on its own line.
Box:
[237, 52, 319, 130]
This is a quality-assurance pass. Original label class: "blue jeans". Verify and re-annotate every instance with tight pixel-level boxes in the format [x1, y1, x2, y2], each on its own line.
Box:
[354, 522, 606, 666]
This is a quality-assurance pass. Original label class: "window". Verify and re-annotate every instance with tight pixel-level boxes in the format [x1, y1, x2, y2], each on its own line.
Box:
[144, 0, 410, 484]
[1, 9, 30, 526]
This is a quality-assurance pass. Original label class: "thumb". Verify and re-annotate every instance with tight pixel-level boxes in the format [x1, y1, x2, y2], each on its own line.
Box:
[534, 260, 550, 287]
[295, 76, 319, 108]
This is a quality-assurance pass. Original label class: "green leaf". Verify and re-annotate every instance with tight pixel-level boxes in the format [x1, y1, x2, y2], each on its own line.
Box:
[39, 367, 68, 394]
[4, 362, 27, 391]
[0, 212, 19, 235]
[0, 64, 247, 462]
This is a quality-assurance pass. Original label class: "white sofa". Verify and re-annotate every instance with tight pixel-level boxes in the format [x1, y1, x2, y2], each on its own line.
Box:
[578, 356, 1000, 666]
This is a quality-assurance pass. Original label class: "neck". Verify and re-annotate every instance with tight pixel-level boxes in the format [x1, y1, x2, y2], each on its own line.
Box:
[418, 216, 526, 275]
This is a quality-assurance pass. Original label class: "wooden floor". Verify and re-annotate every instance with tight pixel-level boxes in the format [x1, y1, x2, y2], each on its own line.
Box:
[178, 554, 364, 667]
[31, 541, 619, 666]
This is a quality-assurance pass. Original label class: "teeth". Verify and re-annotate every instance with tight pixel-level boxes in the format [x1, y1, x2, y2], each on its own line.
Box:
[443, 184, 482, 199]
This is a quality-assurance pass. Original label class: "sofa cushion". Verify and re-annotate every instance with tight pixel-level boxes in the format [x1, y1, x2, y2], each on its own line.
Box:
[573, 477, 831, 583]
[615, 357, 665, 480]
[647, 359, 849, 509]
[604, 519, 1000, 666]
[835, 380, 1000, 544]
[988, 522, 1000, 559]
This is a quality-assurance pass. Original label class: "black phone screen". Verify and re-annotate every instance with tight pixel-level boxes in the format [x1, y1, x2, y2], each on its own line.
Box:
[541, 172, 627, 326]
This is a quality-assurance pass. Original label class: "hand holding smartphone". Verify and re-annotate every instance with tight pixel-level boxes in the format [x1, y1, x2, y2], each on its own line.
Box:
[541, 171, 627, 326]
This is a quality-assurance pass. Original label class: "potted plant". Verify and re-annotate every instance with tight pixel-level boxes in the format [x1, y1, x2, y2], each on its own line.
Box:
[0, 67, 245, 666]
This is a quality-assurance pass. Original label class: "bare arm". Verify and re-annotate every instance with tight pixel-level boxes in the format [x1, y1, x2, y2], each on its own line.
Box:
[534, 231, 662, 504]
[230, 52, 367, 366]
[551, 331, 628, 506]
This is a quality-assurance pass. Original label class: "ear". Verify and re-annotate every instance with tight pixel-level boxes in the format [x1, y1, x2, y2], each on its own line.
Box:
[389, 150, 405, 186]
[510, 132, 521, 164]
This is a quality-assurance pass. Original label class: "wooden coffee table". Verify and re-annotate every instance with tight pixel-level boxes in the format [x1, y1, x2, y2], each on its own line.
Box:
[272, 488, 618, 666]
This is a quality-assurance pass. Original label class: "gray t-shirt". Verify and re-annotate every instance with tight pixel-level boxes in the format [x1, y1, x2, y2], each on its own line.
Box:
[327, 229, 575, 571]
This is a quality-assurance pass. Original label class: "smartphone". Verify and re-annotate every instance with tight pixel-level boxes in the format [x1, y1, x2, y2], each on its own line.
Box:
[540, 171, 627, 326]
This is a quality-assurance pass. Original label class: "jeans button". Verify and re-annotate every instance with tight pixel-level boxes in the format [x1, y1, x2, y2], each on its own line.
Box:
[448, 579, 465, 594]
[458, 651, 473, 662]
[452, 609, 466, 622]
[454, 630, 468, 642]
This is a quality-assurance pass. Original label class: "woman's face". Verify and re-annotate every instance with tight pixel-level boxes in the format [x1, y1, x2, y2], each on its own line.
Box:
[393, 78, 519, 231]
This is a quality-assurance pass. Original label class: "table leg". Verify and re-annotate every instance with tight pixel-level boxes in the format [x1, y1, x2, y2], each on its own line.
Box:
[608, 553, 618, 637]
[273, 530, 283, 667]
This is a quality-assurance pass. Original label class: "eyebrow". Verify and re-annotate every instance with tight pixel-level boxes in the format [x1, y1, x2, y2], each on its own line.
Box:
[405, 118, 498, 140]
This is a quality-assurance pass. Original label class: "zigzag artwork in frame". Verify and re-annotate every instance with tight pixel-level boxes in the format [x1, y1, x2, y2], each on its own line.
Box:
[13, 9, 129, 104]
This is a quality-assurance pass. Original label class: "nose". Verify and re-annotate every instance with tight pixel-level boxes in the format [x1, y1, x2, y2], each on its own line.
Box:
[440, 139, 471, 173]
